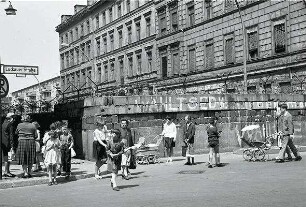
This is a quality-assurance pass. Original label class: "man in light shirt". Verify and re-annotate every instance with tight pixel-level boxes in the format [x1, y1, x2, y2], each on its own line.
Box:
[161, 116, 177, 163]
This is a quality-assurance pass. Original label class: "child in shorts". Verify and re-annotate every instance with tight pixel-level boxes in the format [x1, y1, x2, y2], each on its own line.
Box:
[206, 117, 221, 168]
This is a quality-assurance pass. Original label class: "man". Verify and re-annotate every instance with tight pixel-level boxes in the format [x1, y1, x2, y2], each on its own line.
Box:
[161, 116, 177, 163]
[207, 117, 221, 168]
[275, 104, 302, 163]
[1, 113, 16, 177]
[183, 115, 196, 165]
[118, 119, 134, 179]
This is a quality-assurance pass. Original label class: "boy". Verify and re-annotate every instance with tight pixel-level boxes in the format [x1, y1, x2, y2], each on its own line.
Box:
[59, 126, 74, 177]
[206, 117, 221, 168]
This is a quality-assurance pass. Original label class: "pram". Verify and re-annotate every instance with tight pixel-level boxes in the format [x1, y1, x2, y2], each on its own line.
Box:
[241, 135, 274, 161]
[135, 135, 163, 165]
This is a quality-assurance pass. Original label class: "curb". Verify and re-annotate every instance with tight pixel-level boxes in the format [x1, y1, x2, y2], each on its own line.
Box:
[233, 145, 306, 155]
[0, 173, 95, 190]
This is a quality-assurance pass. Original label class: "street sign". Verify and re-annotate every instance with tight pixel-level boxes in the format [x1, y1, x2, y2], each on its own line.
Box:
[2, 65, 39, 75]
[0, 74, 9, 98]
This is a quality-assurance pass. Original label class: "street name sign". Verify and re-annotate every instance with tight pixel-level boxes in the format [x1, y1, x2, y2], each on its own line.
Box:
[0, 74, 9, 98]
[3, 65, 39, 75]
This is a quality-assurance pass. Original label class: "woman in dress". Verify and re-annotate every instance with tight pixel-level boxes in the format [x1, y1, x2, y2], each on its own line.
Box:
[93, 121, 108, 179]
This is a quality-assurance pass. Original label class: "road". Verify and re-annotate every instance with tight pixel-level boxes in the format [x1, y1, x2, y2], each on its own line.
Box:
[0, 153, 305, 207]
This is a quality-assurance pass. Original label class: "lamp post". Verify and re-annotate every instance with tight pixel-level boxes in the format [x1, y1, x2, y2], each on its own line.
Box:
[0, 0, 17, 180]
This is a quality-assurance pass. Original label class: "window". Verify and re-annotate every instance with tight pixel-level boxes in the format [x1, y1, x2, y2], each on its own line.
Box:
[103, 37, 107, 53]
[86, 20, 90, 34]
[224, 0, 235, 13]
[279, 82, 292, 93]
[127, 26, 132, 44]
[75, 48, 80, 64]
[161, 56, 168, 78]
[118, 30, 123, 47]
[104, 64, 108, 82]
[70, 50, 74, 66]
[274, 23, 286, 54]
[95, 15, 99, 30]
[80, 24, 84, 36]
[187, 4, 195, 27]
[87, 42, 91, 59]
[247, 30, 259, 59]
[205, 0, 212, 19]
[188, 46, 196, 72]
[60, 54, 64, 69]
[70, 30, 73, 42]
[65, 33, 69, 43]
[136, 22, 141, 41]
[96, 38, 101, 56]
[171, 11, 178, 31]
[87, 69, 92, 87]
[97, 66, 102, 83]
[81, 44, 85, 62]
[60, 36, 64, 44]
[66, 52, 69, 67]
[110, 34, 114, 51]
[75, 27, 79, 39]
[135, 0, 139, 8]
[159, 10, 167, 35]
[109, 8, 113, 22]
[102, 12, 106, 26]
[147, 51, 152, 72]
[128, 56, 133, 76]
[146, 18, 151, 37]
[136, 53, 142, 74]
[119, 59, 124, 85]
[110, 62, 114, 80]
[118, 4, 122, 18]
[76, 72, 80, 87]
[172, 51, 180, 75]
[225, 37, 234, 64]
[206, 42, 214, 69]
[127, 0, 130, 13]
[247, 86, 257, 94]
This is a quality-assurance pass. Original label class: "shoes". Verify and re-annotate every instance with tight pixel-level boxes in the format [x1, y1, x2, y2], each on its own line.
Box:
[48, 182, 53, 186]
[285, 157, 293, 161]
[275, 159, 285, 163]
[295, 156, 302, 161]
[184, 162, 192, 165]
[192, 162, 197, 165]
[21, 174, 28, 178]
[3, 173, 16, 178]
[57, 170, 61, 176]
[208, 165, 213, 168]
[121, 174, 129, 180]
[95, 175, 102, 180]
[27, 174, 32, 178]
[110, 180, 113, 188]
[216, 164, 222, 167]
[53, 179, 58, 185]
[112, 186, 120, 191]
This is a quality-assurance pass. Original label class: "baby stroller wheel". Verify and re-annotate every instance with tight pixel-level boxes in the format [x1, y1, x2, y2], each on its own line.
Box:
[254, 149, 265, 161]
[243, 149, 253, 161]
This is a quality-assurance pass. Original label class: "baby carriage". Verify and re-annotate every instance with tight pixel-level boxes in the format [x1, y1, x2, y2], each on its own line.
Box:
[136, 135, 163, 165]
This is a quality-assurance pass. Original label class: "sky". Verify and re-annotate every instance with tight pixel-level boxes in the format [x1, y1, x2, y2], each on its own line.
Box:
[0, 0, 86, 95]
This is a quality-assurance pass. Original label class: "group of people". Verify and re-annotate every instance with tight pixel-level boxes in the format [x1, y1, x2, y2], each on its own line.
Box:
[1, 113, 74, 186]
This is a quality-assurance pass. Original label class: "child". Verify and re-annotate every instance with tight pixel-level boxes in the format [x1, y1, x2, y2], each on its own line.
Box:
[206, 117, 221, 168]
[59, 126, 74, 178]
[33, 121, 42, 172]
[44, 130, 61, 186]
[106, 129, 124, 191]
[121, 139, 132, 180]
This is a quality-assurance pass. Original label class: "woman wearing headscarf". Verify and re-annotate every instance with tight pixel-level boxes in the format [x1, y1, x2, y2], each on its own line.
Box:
[15, 114, 38, 178]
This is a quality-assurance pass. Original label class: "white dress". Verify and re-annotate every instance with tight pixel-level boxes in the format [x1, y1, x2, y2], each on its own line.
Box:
[44, 138, 61, 166]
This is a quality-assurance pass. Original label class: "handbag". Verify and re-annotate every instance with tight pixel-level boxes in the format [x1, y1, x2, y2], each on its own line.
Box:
[71, 148, 76, 157]
[171, 140, 176, 148]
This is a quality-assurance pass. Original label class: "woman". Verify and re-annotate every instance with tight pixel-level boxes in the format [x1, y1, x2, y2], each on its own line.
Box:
[15, 115, 38, 178]
[161, 116, 177, 163]
[93, 121, 108, 179]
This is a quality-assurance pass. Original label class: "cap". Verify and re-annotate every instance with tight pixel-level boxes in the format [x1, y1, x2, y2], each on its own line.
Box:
[6, 112, 14, 118]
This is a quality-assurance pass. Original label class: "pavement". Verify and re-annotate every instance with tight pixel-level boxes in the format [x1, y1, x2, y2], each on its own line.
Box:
[1, 147, 305, 190]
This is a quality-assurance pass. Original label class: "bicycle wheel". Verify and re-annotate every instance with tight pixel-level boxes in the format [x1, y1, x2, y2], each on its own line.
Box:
[243, 149, 253, 161]
[254, 149, 265, 161]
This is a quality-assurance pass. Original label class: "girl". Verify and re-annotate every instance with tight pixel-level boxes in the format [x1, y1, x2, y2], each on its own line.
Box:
[44, 130, 61, 186]
[106, 129, 124, 191]
[59, 126, 74, 178]
[93, 121, 108, 179]
[161, 116, 177, 163]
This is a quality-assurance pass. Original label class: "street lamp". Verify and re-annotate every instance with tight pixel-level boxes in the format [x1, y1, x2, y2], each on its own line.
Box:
[4, 1, 17, 15]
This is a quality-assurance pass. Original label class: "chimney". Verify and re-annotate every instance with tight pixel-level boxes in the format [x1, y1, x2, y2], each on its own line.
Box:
[74, 5, 86, 14]
[87, 0, 97, 6]
[61, 15, 72, 23]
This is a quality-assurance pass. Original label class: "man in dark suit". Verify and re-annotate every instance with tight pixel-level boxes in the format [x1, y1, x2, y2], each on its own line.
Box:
[183, 115, 196, 165]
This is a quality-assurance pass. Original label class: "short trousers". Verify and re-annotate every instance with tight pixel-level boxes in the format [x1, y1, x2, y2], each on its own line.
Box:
[164, 137, 174, 149]
[209, 144, 219, 153]
[1, 143, 10, 157]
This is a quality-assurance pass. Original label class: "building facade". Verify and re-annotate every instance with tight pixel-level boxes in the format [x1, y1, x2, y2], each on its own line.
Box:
[57, 0, 306, 97]
[11, 76, 60, 114]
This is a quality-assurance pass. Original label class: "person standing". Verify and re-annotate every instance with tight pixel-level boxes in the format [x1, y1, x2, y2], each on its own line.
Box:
[1, 113, 16, 177]
[59, 126, 74, 178]
[161, 116, 177, 163]
[275, 104, 302, 163]
[92, 121, 108, 179]
[118, 119, 134, 179]
[15, 115, 38, 178]
[183, 115, 196, 165]
[206, 117, 221, 168]
[32, 121, 43, 172]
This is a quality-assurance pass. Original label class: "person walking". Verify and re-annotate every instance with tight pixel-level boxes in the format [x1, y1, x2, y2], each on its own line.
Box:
[183, 115, 196, 165]
[93, 121, 108, 179]
[275, 104, 302, 163]
[118, 119, 134, 179]
[207, 117, 221, 168]
[1, 113, 16, 177]
[32, 121, 43, 172]
[59, 126, 74, 178]
[15, 115, 38, 178]
[161, 116, 177, 163]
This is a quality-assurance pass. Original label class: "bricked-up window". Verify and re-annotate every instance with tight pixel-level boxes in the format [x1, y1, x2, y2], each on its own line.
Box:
[70, 50, 74, 66]
[81, 24, 84, 36]
[170, 3, 178, 32]
[118, 30, 123, 47]
[104, 64, 108, 82]
[147, 50, 152, 72]
[187, 4, 195, 27]
[65, 33, 68, 43]
[97, 65, 102, 83]
[119, 59, 124, 85]
[96, 38, 100, 56]
[225, 37, 234, 64]
[146, 17, 151, 37]
[136, 22, 141, 41]
[247, 86, 257, 94]
[110, 62, 114, 80]
[247, 31, 259, 59]
[76, 72, 80, 87]
[87, 69, 92, 87]
[102, 12, 106, 26]
[75, 48, 79, 64]
[136, 53, 142, 74]
[205, 0, 212, 19]
[172, 50, 180, 75]
[60, 54, 64, 69]
[264, 83, 272, 93]
[128, 56, 133, 76]
[188, 46, 196, 72]
[126, 0, 130, 13]
[224, 0, 235, 12]
[161, 55, 168, 78]
[279, 82, 292, 93]
[81, 44, 85, 62]
[118, 4, 122, 18]
[109, 8, 113, 22]
[158, 9, 167, 36]
[86, 20, 90, 34]
[65, 52, 69, 67]
[206, 42, 214, 69]
[87, 42, 91, 59]
[70, 30, 73, 42]
[135, 0, 139, 8]
[103, 36, 107, 53]
[127, 26, 132, 44]
[75, 27, 79, 39]
[226, 88, 236, 93]
[95, 15, 99, 30]
[274, 23, 286, 54]
[110, 33, 114, 51]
